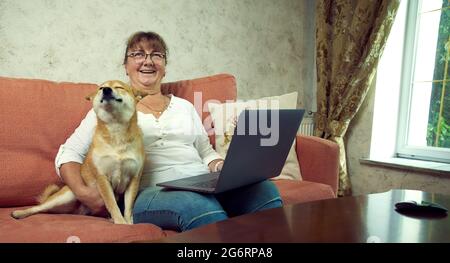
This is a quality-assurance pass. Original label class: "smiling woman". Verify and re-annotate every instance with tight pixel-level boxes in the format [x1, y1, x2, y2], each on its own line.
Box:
[123, 31, 169, 65]
[123, 31, 168, 96]
[53, 31, 283, 232]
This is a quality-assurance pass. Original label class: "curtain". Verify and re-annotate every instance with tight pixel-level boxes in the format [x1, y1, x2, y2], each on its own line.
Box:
[315, 0, 400, 196]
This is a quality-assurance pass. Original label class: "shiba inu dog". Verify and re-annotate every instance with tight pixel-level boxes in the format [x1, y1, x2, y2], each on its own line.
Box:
[11, 80, 144, 224]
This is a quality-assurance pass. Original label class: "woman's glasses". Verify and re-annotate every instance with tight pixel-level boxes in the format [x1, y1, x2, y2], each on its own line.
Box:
[127, 51, 166, 64]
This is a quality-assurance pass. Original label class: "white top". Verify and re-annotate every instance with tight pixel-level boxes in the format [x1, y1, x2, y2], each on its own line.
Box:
[55, 95, 222, 190]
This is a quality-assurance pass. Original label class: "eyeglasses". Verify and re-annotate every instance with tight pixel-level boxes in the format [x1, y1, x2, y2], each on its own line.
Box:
[127, 51, 166, 64]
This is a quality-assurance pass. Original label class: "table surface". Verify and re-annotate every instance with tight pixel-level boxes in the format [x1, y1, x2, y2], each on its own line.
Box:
[152, 189, 450, 243]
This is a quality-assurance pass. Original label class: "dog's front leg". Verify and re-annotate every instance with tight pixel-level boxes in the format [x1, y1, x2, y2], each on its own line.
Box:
[124, 174, 141, 224]
[96, 174, 127, 224]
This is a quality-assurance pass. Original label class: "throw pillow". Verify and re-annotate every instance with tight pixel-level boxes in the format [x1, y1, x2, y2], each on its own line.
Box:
[208, 92, 302, 181]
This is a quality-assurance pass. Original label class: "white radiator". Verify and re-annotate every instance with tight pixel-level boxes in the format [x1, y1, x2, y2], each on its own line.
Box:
[298, 117, 314, 136]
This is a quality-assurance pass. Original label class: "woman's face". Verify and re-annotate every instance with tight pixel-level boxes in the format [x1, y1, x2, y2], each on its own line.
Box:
[124, 40, 166, 93]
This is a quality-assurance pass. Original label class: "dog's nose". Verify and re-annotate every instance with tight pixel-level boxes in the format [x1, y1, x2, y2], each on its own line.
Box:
[102, 87, 112, 96]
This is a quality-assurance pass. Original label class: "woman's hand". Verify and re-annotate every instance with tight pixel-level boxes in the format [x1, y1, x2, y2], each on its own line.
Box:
[208, 159, 224, 172]
[60, 162, 107, 217]
[76, 186, 107, 216]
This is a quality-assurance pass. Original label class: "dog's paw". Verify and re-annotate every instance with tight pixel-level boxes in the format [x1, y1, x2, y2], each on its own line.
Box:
[125, 216, 133, 225]
[11, 210, 27, 219]
[113, 217, 129, 225]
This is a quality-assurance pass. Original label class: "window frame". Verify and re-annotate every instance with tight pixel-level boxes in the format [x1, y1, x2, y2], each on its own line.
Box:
[396, 0, 450, 163]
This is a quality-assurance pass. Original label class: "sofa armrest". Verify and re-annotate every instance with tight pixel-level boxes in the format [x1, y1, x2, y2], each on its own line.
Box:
[296, 135, 339, 196]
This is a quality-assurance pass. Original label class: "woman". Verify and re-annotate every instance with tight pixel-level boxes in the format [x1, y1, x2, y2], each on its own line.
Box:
[55, 31, 282, 231]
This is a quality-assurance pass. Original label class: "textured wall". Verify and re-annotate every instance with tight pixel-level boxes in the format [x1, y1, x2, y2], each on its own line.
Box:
[0, 0, 314, 107]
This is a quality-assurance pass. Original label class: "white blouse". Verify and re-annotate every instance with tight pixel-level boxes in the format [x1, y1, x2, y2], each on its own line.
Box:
[55, 95, 222, 190]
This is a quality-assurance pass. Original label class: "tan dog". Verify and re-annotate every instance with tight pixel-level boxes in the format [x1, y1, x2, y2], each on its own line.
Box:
[11, 80, 144, 224]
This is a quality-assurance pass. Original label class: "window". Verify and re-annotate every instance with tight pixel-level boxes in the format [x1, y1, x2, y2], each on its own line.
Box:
[396, 0, 450, 163]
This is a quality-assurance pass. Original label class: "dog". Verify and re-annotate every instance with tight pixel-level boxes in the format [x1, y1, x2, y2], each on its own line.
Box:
[11, 80, 144, 224]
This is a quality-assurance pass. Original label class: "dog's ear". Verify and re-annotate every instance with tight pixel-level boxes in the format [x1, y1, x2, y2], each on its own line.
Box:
[85, 91, 97, 101]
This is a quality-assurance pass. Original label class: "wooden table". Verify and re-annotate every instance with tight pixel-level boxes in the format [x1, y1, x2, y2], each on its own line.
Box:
[154, 189, 450, 243]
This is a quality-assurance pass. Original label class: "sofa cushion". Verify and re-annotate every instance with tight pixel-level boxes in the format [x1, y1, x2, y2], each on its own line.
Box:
[161, 74, 237, 147]
[273, 180, 335, 206]
[162, 74, 236, 124]
[0, 77, 97, 207]
[0, 207, 166, 243]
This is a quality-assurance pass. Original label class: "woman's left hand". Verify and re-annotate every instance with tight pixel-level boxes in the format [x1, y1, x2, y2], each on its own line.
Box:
[209, 159, 224, 172]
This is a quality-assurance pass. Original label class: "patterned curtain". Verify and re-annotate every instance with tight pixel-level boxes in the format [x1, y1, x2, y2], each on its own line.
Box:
[315, 0, 400, 196]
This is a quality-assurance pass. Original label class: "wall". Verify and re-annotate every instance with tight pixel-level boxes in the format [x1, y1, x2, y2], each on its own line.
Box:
[0, 0, 315, 109]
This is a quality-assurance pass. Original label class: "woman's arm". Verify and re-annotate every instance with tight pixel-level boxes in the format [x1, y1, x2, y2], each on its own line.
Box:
[54, 109, 96, 174]
[190, 106, 223, 171]
[60, 162, 106, 215]
[54, 109, 106, 214]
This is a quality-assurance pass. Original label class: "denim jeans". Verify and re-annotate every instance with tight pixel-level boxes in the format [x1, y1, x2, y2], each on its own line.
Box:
[133, 180, 283, 232]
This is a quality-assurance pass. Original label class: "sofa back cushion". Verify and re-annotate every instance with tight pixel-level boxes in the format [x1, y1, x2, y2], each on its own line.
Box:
[0, 74, 236, 206]
[161, 74, 237, 142]
[0, 77, 96, 207]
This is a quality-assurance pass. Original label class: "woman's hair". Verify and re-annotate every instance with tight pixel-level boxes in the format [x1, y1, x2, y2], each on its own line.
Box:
[123, 31, 169, 65]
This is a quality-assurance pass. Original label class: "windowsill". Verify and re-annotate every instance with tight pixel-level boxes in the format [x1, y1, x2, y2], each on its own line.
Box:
[360, 157, 450, 176]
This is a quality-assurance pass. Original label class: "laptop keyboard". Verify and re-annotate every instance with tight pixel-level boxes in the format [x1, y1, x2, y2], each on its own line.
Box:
[191, 179, 218, 188]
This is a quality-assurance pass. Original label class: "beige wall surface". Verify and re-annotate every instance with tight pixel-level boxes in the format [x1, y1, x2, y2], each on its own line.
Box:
[0, 0, 316, 108]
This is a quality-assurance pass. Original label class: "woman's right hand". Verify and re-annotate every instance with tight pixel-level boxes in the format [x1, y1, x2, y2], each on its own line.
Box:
[60, 162, 107, 217]
[76, 186, 107, 216]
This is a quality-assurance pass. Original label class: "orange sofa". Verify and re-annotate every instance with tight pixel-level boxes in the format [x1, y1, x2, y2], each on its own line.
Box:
[0, 74, 338, 243]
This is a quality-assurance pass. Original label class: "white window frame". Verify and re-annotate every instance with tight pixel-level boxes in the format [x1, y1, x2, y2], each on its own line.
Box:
[396, 0, 450, 163]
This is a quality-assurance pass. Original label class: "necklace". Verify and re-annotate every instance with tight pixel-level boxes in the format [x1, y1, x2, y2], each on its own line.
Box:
[140, 96, 169, 114]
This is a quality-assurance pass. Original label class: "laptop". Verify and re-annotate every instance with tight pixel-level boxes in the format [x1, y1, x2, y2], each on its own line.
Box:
[156, 109, 305, 194]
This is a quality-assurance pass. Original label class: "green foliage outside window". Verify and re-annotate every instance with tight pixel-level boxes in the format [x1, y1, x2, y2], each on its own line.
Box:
[427, 1, 450, 148]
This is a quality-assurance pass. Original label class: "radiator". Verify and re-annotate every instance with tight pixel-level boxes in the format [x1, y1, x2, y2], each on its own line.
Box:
[298, 117, 314, 136]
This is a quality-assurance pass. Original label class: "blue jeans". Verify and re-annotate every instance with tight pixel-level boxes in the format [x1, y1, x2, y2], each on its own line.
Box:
[133, 180, 282, 231]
